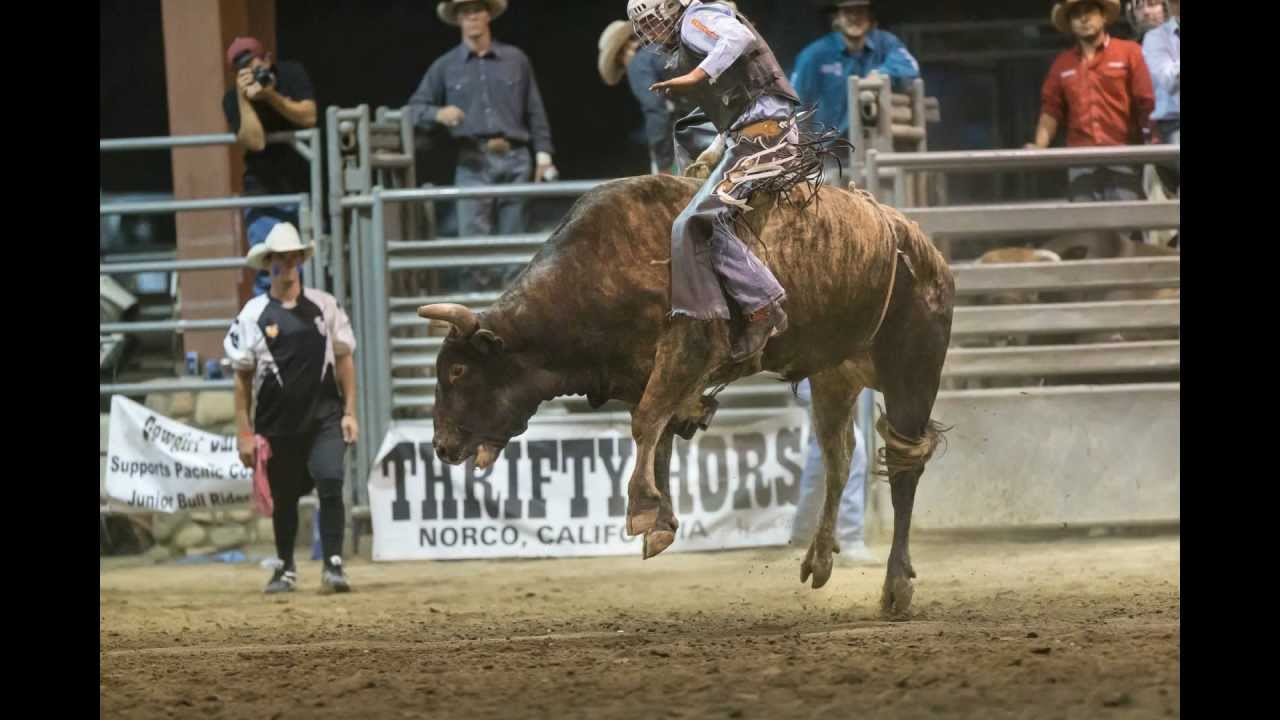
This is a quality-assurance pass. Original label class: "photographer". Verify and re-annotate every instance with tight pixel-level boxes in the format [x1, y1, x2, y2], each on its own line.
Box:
[221, 37, 317, 295]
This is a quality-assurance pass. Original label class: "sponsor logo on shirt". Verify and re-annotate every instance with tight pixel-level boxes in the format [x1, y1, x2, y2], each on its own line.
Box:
[265, 323, 279, 339]
[1060, 69, 1077, 78]
[821, 62, 844, 77]
[1107, 61, 1126, 68]
[691, 17, 719, 40]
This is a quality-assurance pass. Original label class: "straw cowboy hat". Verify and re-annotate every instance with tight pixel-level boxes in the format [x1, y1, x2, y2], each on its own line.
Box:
[245, 222, 315, 271]
[437, 0, 507, 26]
[597, 21, 635, 86]
[1051, 0, 1121, 33]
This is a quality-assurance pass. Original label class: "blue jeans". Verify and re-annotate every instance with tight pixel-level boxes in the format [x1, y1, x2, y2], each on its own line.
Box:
[244, 205, 300, 296]
[790, 379, 869, 548]
[668, 124, 792, 320]
[455, 145, 532, 236]
[1155, 120, 1180, 192]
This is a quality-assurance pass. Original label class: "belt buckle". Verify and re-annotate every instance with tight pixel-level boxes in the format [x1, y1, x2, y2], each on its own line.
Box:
[486, 137, 511, 154]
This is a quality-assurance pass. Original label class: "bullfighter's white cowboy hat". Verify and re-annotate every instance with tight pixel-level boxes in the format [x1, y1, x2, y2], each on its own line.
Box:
[437, 0, 508, 26]
[245, 222, 315, 271]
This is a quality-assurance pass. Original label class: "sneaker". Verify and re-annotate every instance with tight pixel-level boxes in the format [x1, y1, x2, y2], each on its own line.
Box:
[834, 541, 881, 567]
[264, 567, 298, 594]
[320, 555, 351, 594]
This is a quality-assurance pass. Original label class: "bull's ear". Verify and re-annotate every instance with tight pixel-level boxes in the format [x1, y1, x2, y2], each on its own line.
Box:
[470, 329, 505, 355]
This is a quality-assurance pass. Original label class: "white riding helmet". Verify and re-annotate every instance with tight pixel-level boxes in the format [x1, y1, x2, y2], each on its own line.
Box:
[627, 0, 691, 49]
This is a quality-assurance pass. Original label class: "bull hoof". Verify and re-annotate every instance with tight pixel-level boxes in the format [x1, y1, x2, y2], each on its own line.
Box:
[625, 506, 659, 537]
[880, 576, 915, 620]
[799, 540, 834, 589]
[642, 530, 675, 559]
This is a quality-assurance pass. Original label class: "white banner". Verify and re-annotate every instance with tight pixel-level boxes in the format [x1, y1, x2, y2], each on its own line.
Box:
[104, 395, 254, 513]
[368, 409, 810, 560]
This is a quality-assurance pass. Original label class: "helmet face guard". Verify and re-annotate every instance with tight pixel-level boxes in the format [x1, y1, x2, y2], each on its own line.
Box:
[628, 0, 686, 49]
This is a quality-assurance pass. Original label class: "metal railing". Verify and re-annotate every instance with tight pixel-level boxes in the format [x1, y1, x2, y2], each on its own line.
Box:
[100, 128, 323, 254]
[99, 128, 324, 397]
[864, 144, 1182, 216]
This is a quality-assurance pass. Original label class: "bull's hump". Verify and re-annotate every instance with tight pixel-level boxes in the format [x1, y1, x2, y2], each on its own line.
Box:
[596, 174, 699, 205]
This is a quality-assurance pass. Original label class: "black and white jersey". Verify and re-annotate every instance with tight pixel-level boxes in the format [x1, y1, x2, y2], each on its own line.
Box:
[223, 287, 356, 437]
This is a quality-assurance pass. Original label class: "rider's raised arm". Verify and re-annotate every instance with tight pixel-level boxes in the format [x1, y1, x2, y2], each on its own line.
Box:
[681, 5, 753, 81]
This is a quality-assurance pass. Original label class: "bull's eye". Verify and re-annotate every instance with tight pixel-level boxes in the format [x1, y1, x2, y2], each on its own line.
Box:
[448, 364, 467, 383]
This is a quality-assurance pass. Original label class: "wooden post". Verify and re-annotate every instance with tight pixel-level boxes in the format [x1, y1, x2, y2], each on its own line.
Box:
[159, 0, 275, 366]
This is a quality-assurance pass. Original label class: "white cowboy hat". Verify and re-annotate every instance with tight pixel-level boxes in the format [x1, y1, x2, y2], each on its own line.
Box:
[437, 0, 508, 27]
[1051, 0, 1121, 34]
[245, 222, 315, 271]
[597, 21, 636, 87]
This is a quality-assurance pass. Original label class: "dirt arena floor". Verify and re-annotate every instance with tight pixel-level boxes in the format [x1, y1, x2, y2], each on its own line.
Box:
[101, 533, 1179, 719]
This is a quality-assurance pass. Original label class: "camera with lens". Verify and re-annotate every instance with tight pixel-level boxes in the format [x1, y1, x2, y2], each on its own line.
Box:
[233, 50, 274, 88]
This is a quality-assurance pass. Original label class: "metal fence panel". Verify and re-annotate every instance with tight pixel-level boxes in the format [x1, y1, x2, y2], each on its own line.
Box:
[952, 299, 1179, 335]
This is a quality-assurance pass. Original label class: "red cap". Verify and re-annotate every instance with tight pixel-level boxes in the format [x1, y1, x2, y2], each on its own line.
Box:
[225, 36, 265, 69]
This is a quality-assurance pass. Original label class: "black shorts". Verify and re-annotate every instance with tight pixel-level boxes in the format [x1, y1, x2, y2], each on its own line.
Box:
[265, 414, 346, 500]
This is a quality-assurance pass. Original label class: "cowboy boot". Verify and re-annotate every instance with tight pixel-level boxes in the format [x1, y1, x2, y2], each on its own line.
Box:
[731, 303, 788, 362]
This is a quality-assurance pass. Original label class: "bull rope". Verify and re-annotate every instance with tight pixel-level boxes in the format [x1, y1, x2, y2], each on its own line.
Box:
[847, 187, 910, 349]
[873, 413, 951, 478]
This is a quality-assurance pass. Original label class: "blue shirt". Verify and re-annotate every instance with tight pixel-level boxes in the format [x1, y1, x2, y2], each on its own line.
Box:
[790, 30, 921, 133]
[1142, 18, 1180, 121]
[408, 41, 554, 155]
[627, 47, 676, 171]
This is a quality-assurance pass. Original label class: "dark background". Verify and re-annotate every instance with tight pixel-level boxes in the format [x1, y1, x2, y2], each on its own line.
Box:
[101, 0, 1068, 197]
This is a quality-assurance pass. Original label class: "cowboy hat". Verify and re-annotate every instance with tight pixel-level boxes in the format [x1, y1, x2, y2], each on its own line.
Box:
[1051, 0, 1121, 33]
[597, 21, 635, 86]
[437, 0, 507, 27]
[245, 222, 315, 271]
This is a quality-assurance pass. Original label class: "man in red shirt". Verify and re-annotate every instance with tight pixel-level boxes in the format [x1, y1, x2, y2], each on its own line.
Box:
[1026, 0, 1155, 202]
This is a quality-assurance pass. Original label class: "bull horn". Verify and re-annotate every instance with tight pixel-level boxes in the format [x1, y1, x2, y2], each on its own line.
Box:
[417, 303, 479, 337]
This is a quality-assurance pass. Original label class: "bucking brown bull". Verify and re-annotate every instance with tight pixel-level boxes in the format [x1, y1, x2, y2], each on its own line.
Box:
[418, 174, 954, 618]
